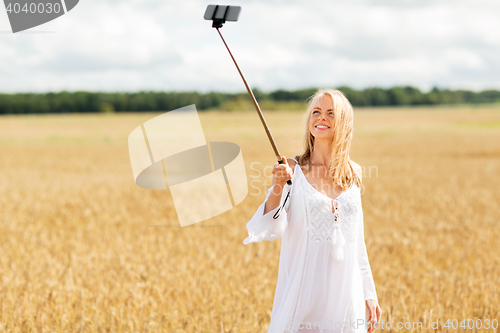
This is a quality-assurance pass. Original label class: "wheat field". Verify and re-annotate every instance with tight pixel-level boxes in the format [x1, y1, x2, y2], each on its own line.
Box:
[0, 105, 499, 333]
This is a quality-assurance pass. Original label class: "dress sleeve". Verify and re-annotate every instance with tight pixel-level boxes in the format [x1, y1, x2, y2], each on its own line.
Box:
[243, 183, 292, 245]
[357, 205, 379, 302]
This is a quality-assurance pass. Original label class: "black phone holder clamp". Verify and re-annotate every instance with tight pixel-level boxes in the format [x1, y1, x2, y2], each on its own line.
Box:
[204, 5, 241, 28]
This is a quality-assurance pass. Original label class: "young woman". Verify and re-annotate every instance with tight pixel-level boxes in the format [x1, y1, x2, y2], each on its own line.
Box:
[243, 89, 382, 333]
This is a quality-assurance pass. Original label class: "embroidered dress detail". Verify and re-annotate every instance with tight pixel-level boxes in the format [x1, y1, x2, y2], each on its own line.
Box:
[298, 164, 356, 261]
[305, 187, 337, 243]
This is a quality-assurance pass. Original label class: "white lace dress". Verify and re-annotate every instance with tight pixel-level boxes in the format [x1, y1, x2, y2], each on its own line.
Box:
[243, 158, 378, 333]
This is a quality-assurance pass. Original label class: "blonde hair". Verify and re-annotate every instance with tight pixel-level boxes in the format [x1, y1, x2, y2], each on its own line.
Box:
[296, 88, 361, 190]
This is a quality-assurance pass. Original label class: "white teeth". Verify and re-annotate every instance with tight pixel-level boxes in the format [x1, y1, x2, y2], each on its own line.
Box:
[316, 125, 328, 128]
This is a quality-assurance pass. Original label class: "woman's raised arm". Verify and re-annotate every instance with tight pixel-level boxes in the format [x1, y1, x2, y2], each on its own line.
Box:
[243, 157, 295, 245]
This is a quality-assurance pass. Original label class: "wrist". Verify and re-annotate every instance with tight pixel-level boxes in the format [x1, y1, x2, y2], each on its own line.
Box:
[273, 182, 286, 189]
[270, 183, 285, 195]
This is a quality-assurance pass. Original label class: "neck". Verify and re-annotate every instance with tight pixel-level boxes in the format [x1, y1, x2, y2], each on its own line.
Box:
[310, 139, 332, 166]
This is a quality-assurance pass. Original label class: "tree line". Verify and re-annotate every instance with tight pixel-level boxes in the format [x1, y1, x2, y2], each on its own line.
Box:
[1, 86, 500, 114]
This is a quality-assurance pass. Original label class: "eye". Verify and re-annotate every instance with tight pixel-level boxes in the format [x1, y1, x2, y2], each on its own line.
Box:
[313, 110, 319, 114]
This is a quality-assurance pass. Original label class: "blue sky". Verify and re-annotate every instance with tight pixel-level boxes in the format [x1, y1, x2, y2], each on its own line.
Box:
[1, 0, 499, 93]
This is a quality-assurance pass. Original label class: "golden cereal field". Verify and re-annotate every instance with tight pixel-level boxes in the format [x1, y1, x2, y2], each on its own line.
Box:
[0, 105, 499, 333]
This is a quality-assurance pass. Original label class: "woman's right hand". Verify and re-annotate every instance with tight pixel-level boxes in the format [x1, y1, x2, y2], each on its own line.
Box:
[272, 156, 293, 187]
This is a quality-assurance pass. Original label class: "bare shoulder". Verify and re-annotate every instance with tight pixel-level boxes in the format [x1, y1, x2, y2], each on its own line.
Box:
[350, 160, 362, 178]
[287, 157, 297, 169]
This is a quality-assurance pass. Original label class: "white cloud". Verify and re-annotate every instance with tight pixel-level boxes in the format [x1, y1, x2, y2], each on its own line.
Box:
[0, 0, 499, 93]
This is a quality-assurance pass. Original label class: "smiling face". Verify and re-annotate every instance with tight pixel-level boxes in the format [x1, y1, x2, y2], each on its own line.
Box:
[309, 94, 335, 140]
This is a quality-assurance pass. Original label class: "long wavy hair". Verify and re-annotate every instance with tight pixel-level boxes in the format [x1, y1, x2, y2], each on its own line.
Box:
[295, 88, 361, 190]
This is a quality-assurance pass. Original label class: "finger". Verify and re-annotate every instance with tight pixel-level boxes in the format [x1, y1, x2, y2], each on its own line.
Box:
[279, 165, 292, 176]
[275, 166, 288, 176]
[282, 156, 288, 165]
[272, 163, 285, 173]
[367, 309, 375, 331]
[274, 163, 286, 171]
[367, 306, 373, 322]
[370, 307, 376, 322]
[272, 163, 279, 173]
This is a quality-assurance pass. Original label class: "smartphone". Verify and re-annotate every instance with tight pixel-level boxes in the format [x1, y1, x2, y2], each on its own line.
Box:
[204, 5, 241, 22]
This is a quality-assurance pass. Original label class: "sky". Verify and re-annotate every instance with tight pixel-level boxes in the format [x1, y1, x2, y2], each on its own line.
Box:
[1, 0, 500, 93]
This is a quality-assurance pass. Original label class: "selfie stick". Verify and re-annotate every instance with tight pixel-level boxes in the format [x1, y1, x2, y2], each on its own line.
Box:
[204, 5, 292, 186]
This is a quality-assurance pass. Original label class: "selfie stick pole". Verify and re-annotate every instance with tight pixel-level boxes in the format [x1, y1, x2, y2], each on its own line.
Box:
[215, 27, 292, 186]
